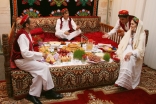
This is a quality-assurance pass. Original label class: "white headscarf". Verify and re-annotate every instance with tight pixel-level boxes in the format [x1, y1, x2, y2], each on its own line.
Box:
[116, 19, 146, 60]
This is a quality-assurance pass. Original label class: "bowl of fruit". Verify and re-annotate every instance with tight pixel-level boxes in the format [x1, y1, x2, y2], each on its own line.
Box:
[57, 48, 71, 62]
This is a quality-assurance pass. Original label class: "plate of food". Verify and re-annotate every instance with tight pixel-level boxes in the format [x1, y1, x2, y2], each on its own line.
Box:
[43, 42, 50, 46]
[97, 43, 112, 48]
[86, 54, 104, 64]
[101, 45, 117, 52]
[49, 41, 61, 47]
[60, 41, 66, 45]
[86, 59, 104, 64]
[95, 52, 104, 58]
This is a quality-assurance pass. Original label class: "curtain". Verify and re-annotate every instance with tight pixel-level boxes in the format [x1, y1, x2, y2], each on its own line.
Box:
[109, 0, 156, 69]
[143, 0, 156, 69]
[97, 0, 108, 23]
[110, 0, 145, 25]
[0, 0, 11, 52]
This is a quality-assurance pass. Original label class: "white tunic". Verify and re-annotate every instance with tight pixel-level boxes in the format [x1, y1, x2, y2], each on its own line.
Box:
[55, 17, 81, 40]
[14, 33, 54, 97]
[115, 36, 142, 90]
[108, 19, 130, 36]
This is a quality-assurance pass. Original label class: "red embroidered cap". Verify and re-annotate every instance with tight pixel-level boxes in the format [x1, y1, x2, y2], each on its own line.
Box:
[20, 15, 29, 25]
[61, 8, 68, 14]
[118, 10, 129, 15]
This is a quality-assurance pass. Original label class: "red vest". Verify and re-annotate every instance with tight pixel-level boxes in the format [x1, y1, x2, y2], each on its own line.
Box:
[119, 15, 134, 32]
[60, 17, 74, 33]
[11, 29, 33, 68]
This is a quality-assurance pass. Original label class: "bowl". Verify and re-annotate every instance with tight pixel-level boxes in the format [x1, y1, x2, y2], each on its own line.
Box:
[102, 46, 116, 52]
[49, 41, 61, 47]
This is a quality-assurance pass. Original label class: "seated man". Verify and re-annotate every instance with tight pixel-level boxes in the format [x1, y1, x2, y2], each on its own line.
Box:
[55, 8, 81, 40]
[11, 15, 63, 104]
[102, 10, 134, 38]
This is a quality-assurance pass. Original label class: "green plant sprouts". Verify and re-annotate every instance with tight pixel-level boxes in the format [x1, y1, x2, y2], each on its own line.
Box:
[73, 49, 85, 60]
[103, 52, 110, 62]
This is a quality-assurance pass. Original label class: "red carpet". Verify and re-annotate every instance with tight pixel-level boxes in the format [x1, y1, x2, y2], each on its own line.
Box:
[46, 88, 156, 104]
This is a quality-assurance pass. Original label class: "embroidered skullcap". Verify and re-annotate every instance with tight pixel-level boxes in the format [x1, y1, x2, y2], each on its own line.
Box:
[61, 8, 68, 14]
[20, 15, 29, 25]
[118, 10, 129, 15]
[133, 16, 139, 24]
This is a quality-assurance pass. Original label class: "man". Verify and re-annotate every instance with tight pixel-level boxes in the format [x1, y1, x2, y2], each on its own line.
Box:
[102, 10, 134, 38]
[55, 8, 81, 40]
[12, 15, 63, 104]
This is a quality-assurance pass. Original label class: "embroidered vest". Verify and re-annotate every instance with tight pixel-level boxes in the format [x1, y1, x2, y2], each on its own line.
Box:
[119, 15, 134, 32]
[11, 29, 33, 61]
[60, 17, 74, 33]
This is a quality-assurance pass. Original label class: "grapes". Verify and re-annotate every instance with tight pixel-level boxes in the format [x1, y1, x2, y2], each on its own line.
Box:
[57, 48, 69, 56]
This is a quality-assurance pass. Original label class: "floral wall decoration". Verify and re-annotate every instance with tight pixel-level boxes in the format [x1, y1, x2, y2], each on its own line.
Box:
[48, 0, 70, 7]
[50, 9, 62, 16]
[10, 0, 98, 21]
[75, 9, 90, 16]
[75, 0, 93, 6]
[22, 0, 42, 6]
[21, 8, 41, 18]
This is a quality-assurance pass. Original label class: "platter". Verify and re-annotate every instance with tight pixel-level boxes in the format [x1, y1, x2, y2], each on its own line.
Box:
[86, 59, 104, 64]
[102, 46, 116, 52]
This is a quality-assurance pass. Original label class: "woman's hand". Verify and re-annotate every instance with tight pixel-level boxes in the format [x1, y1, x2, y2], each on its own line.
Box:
[124, 52, 133, 61]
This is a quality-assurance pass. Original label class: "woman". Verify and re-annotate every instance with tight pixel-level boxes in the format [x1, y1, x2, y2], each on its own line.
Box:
[114, 17, 146, 90]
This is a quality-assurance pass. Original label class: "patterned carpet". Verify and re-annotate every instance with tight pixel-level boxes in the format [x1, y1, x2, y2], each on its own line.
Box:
[0, 66, 156, 104]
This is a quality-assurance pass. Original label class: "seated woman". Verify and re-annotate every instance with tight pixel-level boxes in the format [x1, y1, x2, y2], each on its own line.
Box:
[114, 17, 146, 90]
[55, 8, 81, 41]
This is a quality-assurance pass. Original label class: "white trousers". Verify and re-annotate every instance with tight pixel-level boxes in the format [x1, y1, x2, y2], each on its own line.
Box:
[55, 29, 81, 40]
[15, 59, 54, 97]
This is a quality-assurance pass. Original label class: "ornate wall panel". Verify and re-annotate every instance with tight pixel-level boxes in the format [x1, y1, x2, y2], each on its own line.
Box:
[10, 0, 99, 18]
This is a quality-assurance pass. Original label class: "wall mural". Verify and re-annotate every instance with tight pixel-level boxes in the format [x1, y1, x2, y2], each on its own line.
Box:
[10, 0, 99, 18]
[22, 0, 41, 6]
[75, 0, 93, 6]
[48, 0, 69, 7]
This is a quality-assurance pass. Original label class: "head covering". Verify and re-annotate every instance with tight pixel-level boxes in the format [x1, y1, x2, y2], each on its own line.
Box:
[20, 15, 29, 25]
[132, 16, 139, 24]
[61, 8, 68, 14]
[118, 10, 129, 16]
[116, 18, 146, 60]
